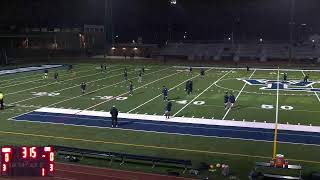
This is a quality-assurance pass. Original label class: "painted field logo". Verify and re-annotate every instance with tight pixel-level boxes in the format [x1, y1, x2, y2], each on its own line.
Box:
[238, 79, 320, 92]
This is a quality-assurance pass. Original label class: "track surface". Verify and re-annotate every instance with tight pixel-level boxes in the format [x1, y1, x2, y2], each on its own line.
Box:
[0, 162, 193, 180]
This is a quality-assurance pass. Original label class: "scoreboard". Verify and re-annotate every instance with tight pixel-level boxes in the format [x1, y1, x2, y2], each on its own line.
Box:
[0, 146, 54, 176]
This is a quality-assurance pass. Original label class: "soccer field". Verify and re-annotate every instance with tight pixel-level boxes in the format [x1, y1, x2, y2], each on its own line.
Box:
[0, 63, 320, 178]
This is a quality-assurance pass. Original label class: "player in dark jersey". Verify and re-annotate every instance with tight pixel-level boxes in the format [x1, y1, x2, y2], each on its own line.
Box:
[80, 82, 87, 94]
[68, 64, 73, 72]
[188, 80, 193, 94]
[129, 81, 133, 96]
[283, 73, 288, 82]
[124, 69, 128, 81]
[246, 66, 250, 71]
[189, 66, 193, 76]
[228, 92, 236, 109]
[100, 64, 104, 72]
[104, 65, 107, 71]
[224, 92, 229, 110]
[165, 101, 172, 119]
[138, 70, 142, 83]
[185, 80, 190, 95]
[200, 68, 205, 78]
[162, 86, 168, 101]
[54, 72, 59, 81]
[303, 74, 310, 83]
[142, 67, 145, 74]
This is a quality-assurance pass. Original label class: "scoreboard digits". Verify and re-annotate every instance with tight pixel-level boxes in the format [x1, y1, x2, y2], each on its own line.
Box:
[0, 146, 54, 176]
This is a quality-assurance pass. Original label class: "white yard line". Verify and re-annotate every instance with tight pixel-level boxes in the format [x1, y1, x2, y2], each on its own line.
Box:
[46, 67, 172, 107]
[127, 68, 215, 113]
[6, 66, 125, 96]
[222, 69, 256, 120]
[173, 69, 234, 117]
[301, 70, 320, 102]
[79, 70, 182, 112]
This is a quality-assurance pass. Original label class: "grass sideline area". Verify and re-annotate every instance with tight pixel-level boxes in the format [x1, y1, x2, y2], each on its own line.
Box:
[0, 62, 319, 179]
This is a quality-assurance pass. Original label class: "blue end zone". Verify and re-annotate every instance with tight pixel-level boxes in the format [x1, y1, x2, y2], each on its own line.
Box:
[12, 111, 320, 145]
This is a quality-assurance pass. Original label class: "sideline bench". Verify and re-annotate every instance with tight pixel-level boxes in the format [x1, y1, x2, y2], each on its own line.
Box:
[54, 145, 192, 172]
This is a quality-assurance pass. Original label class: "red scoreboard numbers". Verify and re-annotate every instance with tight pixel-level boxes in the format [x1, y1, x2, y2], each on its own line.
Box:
[0, 146, 54, 176]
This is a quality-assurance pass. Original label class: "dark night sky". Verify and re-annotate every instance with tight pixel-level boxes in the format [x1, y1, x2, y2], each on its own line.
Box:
[0, 0, 320, 42]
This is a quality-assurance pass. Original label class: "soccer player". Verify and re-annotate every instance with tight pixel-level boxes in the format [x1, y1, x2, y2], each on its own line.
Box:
[162, 86, 168, 101]
[54, 71, 59, 81]
[138, 70, 143, 83]
[124, 68, 128, 81]
[68, 64, 73, 72]
[283, 73, 288, 81]
[224, 92, 229, 110]
[104, 65, 107, 71]
[80, 82, 87, 94]
[110, 105, 119, 128]
[100, 64, 103, 72]
[185, 80, 190, 94]
[165, 101, 172, 119]
[142, 67, 145, 74]
[304, 74, 310, 83]
[0, 91, 4, 110]
[229, 92, 236, 109]
[246, 66, 250, 71]
[200, 68, 205, 77]
[43, 69, 48, 79]
[189, 66, 193, 76]
[129, 81, 133, 96]
[188, 80, 193, 95]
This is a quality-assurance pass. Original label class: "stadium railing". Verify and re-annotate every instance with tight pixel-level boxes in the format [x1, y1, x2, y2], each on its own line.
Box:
[53, 145, 192, 172]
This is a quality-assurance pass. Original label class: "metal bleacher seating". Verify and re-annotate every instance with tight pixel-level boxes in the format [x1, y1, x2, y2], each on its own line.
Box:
[157, 42, 320, 61]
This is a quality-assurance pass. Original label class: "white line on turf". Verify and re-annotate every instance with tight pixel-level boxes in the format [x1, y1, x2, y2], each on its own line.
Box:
[45, 67, 171, 107]
[173, 69, 234, 117]
[127, 67, 214, 113]
[6, 66, 125, 96]
[78, 70, 182, 113]
[222, 69, 256, 120]
[301, 70, 320, 102]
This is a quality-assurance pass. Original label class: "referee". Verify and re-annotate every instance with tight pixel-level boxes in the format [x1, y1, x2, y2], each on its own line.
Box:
[0, 92, 4, 110]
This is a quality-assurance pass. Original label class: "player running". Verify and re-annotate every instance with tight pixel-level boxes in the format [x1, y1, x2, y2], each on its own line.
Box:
[165, 101, 172, 119]
[80, 82, 87, 94]
[100, 64, 104, 72]
[162, 86, 168, 101]
[138, 70, 142, 83]
[224, 92, 229, 110]
[43, 69, 48, 79]
[54, 71, 59, 81]
[129, 81, 133, 96]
